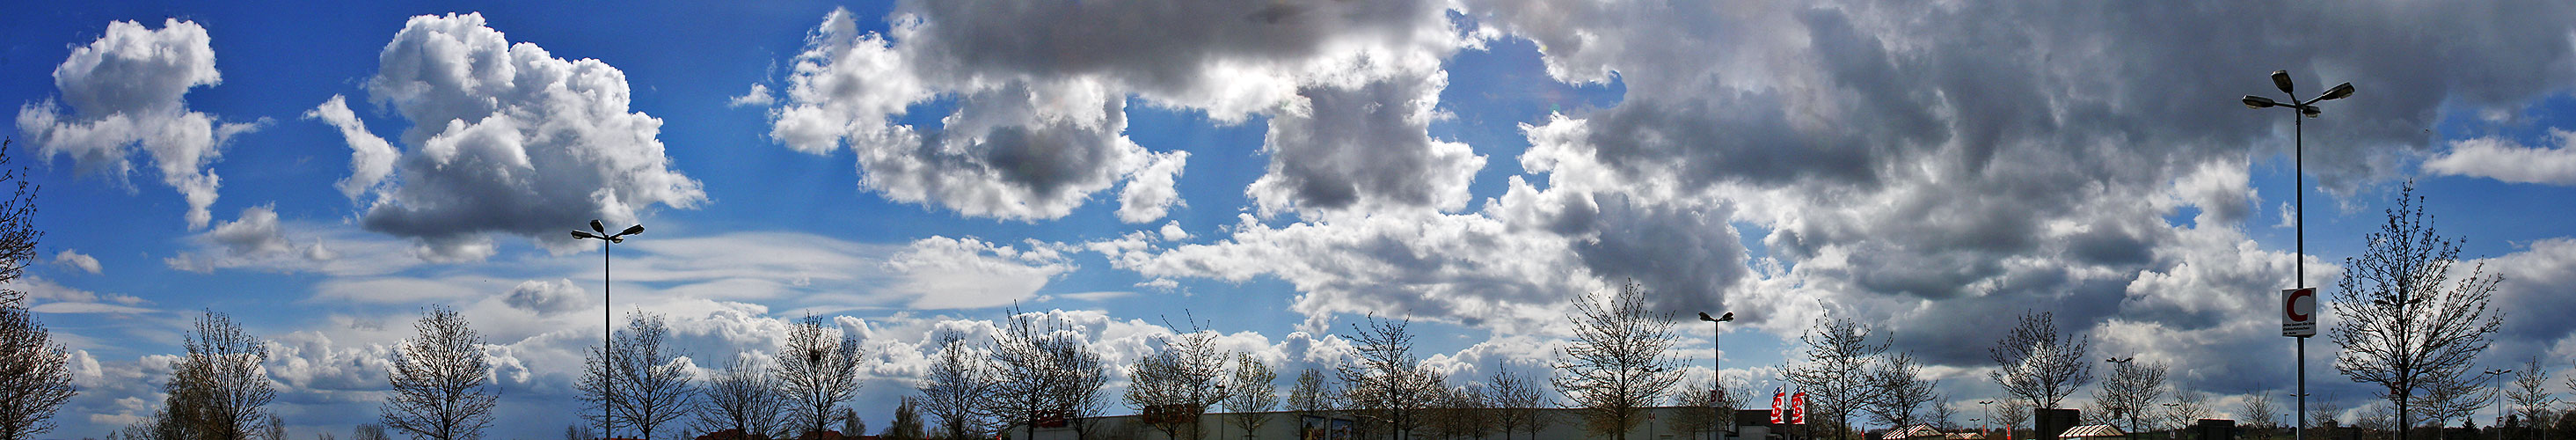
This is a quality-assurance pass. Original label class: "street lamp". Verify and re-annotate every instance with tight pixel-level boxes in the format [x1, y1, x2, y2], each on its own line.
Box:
[1702, 311, 1737, 440]
[2242, 70, 2353, 440]
[572, 219, 642, 440]
[1979, 400, 1996, 435]
[2483, 369, 2514, 429]
[2108, 357, 2138, 435]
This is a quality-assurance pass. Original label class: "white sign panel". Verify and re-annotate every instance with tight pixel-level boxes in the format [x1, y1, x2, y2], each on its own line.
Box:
[2282, 288, 2317, 337]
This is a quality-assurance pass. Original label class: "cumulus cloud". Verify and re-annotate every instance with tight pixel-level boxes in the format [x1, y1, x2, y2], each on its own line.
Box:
[13, 18, 266, 229]
[303, 95, 398, 199]
[504, 278, 590, 316]
[2425, 130, 2576, 186]
[883, 236, 1075, 310]
[55, 249, 102, 275]
[1248, 73, 1485, 216]
[763, 1, 1471, 221]
[1116, 150, 1190, 224]
[320, 12, 705, 260]
[727, 84, 776, 108]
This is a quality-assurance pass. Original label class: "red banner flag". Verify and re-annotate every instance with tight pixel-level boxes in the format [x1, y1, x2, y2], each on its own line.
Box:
[1791, 391, 1809, 424]
[1770, 387, 1785, 424]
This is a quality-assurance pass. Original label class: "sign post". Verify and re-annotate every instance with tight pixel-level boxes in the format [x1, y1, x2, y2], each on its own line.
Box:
[2284, 287, 2316, 440]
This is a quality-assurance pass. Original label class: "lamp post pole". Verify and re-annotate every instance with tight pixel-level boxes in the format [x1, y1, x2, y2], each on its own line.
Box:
[2243, 70, 2353, 440]
[573, 220, 643, 440]
[1981, 400, 1996, 436]
[2484, 369, 2514, 431]
[1703, 312, 1736, 440]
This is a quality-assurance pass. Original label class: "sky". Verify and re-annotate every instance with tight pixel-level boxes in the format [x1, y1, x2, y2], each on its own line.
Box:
[8, 0, 2576, 437]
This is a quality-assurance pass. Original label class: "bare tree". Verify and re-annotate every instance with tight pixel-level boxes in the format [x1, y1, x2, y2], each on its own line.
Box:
[1289, 367, 1334, 420]
[692, 356, 785, 439]
[583, 312, 695, 440]
[1926, 397, 1959, 430]
[1427, 384, 1494, 440]
[2329, 183, 2506, 440]
[918, 333, 995, 440]
[260, 414, 284, 440]
[776, 313, 865, 437]
[1125, 320, 1231, 439]
[991, 305, 1108, 439]
[381, 306, 496, 440]
[2306, 396, 2345, 431]
[1223, 353, 1279, 440]
[1866, 352, 1938, 429]
[1784, 313, 1890, 440]
[1669, 379, 1726, 439]
[163, 311, 276, 439]
[1553, 282, 1686, 440]
[2414, 373, 2485, 428]
[1989, 311, 2093, 410]
[1340, 315, 1441, 439]
[1488, 368, 1550, 440]
[2238, 392, 2281, 440]
[0, 304, 74, 440]
[2511, 357, 2556, 429]
[2092, 360, 2168, 433]
[2164, 389, 2211, 430]
[0, 140, 40, 307]
[353, 423, 388, 440]
[1996, 399, 2031, 431]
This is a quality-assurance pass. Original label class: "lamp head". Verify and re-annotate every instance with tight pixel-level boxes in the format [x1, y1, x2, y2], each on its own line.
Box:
[590, 220, 605, 234]
[572, 231, 602, 239]
[2317, 82, 2355, 101]
[2242, 96, 2279, 109]
[1719, 312, 1734, 321]
[620, 224, 646, 237]
[2272, 70, 2295, 93]
[2301, 106, 2322, 118]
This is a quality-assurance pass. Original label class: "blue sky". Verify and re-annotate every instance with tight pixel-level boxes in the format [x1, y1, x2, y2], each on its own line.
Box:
[11, 0, 2576, 438]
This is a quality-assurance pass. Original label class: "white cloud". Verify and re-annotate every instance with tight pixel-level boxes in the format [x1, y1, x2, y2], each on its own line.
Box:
[4, 275, 152, 314]
[303, 95, 398, 200]
[1116, 150, 1189, 224]
[163, 207, 419, 275]
[2425, 130, 2576, 186]
[727, 84, 776, 107]
[55, 249, 102, 275]
[13, 18, 266, 229]
[329, 12, 705, 260]
[883, 236, 1075, 310]
[504, 278, 590, 316]
[765, 1, 1470, 221]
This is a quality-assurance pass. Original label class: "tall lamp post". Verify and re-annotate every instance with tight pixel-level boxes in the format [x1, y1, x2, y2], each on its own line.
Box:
[572, 219, 643, 440]
[1980, 400, 1996, 435]
[2108, 356, 2138, 436]
[2243, 70, 2354, 440]
[1701, 311, 1736, 440]
[2483, 369, 2514, 429]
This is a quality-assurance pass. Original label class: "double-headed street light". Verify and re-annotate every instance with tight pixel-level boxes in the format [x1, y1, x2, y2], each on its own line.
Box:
[2482, 369, 2514, 429]
[1700, 311, 1736, 440]
[1978, 400, 1996, 435]
[2243, 70, 2353, 440]
[572, 220, 642, 440]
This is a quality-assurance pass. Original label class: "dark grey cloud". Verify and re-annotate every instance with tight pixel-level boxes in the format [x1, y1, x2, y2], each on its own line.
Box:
[1251, 75, 1485, 215]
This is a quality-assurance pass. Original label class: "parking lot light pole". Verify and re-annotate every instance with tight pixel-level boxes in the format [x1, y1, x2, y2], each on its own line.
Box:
[2243, 70, 2353, 440]
[573, 220, 643, 440]
[1702, 312, 1736, 440]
